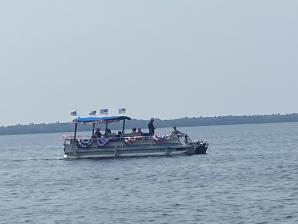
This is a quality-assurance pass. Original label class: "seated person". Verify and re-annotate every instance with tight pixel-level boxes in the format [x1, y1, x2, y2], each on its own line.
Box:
[94, 128, 102, 138]
[137, 128, 143, 135]
[117, 131, 123, 137]
[171, 126, 186, 137]
[105, 128, 112, 136]
[131, 128, 137, 135]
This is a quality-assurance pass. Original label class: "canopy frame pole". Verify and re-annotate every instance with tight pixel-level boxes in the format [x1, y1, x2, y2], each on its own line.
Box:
[122, 119, 126, 134]
[105, 122, 108, 134]
[74, 122, 78, 140]
[92, 122, 95, 136]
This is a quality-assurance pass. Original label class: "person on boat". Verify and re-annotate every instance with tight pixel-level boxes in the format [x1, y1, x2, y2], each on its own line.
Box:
[94, 128, 102, 138]
[171, 126, 189, 143]
[105, 128, 112, 136]
[137, 128, 143, 135]
[131, 128, 137, 135]
[117, 131, 122, 137]
[171, 126, 186, 137]
[148, 118, 155, 136]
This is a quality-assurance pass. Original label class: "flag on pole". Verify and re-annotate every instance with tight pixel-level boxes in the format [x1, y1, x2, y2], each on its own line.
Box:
[70, 111, 77, 116]
[100, 109, 108, 116]
[89, 110, 96, 116]
[118, 108, 126, 114]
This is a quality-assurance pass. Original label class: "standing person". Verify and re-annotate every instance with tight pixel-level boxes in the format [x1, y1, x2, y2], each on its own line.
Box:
[148, 118, 155, 136]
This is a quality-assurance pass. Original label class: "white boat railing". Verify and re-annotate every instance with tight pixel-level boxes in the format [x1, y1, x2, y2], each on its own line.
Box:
[63, 133, 184, 148]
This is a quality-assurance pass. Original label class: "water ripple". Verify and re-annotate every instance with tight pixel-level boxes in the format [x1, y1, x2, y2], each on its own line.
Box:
[1, 123, 298, 223]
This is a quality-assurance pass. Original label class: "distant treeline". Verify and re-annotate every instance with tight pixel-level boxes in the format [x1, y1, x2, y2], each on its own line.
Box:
[1, 113, 298, 136]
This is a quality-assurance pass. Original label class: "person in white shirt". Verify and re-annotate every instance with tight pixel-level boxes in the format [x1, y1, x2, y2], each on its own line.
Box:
[171, 126, 189, 143]
[171, 126, 185, 136]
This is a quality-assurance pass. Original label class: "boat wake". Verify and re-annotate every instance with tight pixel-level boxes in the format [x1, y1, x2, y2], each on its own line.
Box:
[0, 157, 63, 162]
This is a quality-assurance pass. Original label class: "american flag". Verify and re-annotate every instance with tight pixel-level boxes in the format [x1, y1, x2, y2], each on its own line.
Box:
[118, 108, 126, 114]
[89, 110, 96, 116]
[100, 109, 108, 115]
[70, 111, 77, 116]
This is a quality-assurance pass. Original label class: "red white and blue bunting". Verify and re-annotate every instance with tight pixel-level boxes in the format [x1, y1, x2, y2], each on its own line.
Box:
[78, 139, 94, 148]
[124, 136, 143, 144]
[96, 138, 111, 147]
[153, 135, 171, 144]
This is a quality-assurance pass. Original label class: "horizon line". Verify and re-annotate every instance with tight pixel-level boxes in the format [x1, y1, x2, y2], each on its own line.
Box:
[1, 112, 297, 127]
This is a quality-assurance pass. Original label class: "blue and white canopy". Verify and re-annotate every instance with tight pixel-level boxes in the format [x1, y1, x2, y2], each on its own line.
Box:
[74, 116, 131, 123]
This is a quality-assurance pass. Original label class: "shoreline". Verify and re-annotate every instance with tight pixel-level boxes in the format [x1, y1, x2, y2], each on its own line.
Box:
[1, 113, 298, 136]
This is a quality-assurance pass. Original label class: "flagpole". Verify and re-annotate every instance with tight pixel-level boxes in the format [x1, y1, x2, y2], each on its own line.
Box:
[70, 111, 78, 140]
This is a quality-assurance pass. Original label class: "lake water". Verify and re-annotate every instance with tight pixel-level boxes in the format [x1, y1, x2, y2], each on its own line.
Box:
[1, 123, 298, 224]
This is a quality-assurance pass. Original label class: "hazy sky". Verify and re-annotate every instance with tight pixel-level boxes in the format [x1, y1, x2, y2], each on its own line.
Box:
[0, 0, 297, 125]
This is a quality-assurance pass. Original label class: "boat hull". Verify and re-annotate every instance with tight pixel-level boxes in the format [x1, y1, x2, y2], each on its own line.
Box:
[63, 135, 209, 160]
[64, 146, 195, 159]
[191, 141, 209, 154]
[194, 145, 208, 154]
[63, 138, 197, 159]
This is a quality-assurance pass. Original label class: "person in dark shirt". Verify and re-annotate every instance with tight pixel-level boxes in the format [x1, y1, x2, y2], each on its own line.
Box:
[105, 128, 112, 136]
[94, 128, 102, 138]
[131, 128, 137, 134]
[148, 118, 155, 136]
[117, 131, 122, 137]
[137, 128, 143, 135]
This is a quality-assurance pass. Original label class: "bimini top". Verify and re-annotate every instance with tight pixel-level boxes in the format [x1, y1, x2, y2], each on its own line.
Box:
[74, 116, 131, 123]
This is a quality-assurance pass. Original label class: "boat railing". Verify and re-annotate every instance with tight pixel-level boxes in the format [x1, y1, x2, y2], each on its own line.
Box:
[62, 135, 91, 140]
[64, 133, 184, 147]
